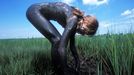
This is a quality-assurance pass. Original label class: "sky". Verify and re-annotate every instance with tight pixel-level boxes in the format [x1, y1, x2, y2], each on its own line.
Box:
[0, 0, 134, 39]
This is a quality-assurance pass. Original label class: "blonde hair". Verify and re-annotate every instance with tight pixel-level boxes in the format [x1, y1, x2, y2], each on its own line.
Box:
[77, 15, 99, 35]
[85, 15, 98, 35]
[72, 7, 99, 35]
[72, 6, 84, 18]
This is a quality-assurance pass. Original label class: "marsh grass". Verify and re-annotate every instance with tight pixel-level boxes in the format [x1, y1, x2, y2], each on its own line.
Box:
[0, 34, 134, 75]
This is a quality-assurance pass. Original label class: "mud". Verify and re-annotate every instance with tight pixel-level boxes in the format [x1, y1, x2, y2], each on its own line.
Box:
[32, 52, 114, 75]
[68, 55, 113, 75]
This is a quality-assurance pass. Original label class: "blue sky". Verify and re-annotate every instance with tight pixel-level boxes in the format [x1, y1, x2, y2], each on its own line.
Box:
[0, 0, 134, 39]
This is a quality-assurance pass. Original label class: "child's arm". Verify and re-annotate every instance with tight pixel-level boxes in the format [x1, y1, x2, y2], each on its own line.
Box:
[70, 31, 80, 72]
[57, 15, 78, 69]
[59, 15, 78, 49]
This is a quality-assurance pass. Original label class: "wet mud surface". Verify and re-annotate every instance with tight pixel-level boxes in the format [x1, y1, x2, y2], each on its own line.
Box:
[32, 52, 114, 75]
[68, 55, 113, 75]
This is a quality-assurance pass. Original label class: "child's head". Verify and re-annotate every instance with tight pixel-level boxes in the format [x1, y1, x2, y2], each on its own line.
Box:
[77, 15, 99, 35]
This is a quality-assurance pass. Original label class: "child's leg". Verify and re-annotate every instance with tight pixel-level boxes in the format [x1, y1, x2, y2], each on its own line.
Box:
[26, 4, 63, 74]
[26, 4, 61, 43]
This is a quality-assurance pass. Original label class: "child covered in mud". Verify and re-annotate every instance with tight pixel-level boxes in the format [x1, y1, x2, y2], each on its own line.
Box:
[26, 2, 98, 75]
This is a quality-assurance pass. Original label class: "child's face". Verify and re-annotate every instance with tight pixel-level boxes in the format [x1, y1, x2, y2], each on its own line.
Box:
[77, 16, 98, 35]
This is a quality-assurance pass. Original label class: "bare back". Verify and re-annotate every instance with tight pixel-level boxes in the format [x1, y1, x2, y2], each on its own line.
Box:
[34, 2, 74, 27]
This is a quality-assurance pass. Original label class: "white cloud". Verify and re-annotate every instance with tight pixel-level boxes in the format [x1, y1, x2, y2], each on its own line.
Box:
[62, 0, 75, 5]
[121, 8, 134, 16]
[121, 8, 134, 20]
[121, 10, 132, 16]
[82, 0, 109, 6]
